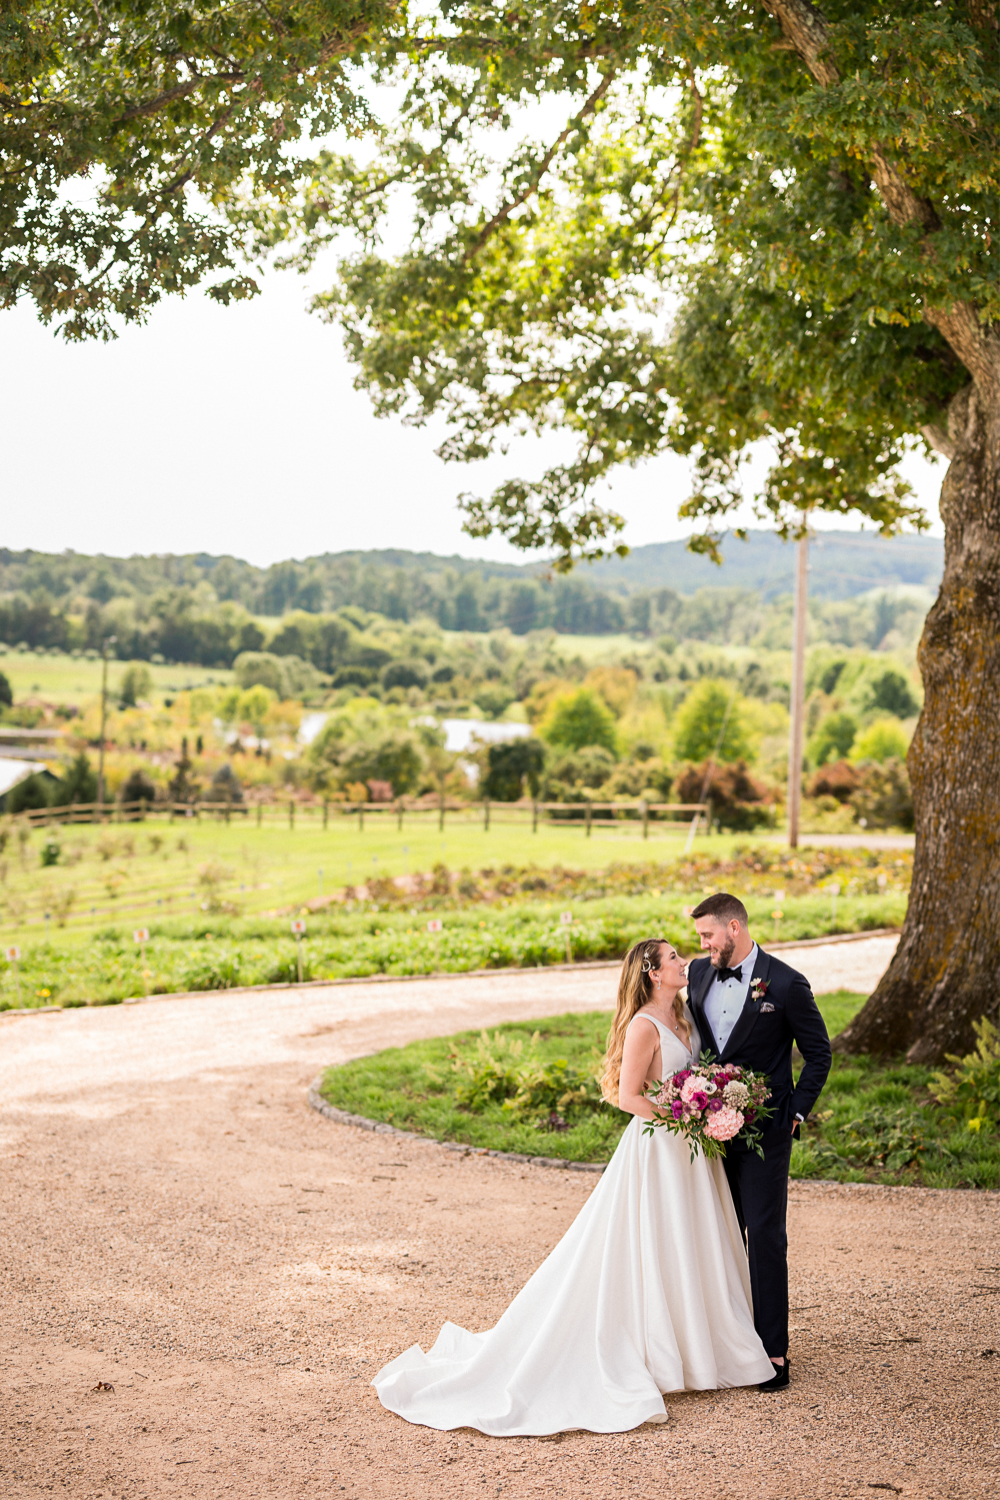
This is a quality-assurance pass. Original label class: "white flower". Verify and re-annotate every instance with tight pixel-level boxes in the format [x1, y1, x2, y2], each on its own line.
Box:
[723, 1080, 751, 1110]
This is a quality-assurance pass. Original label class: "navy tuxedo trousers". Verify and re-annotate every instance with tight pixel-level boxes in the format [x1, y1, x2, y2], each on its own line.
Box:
[723, 1129, 794, 1359]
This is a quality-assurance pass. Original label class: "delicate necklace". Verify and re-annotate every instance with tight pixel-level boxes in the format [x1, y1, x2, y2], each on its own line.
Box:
[648, 1000, 682, 1035]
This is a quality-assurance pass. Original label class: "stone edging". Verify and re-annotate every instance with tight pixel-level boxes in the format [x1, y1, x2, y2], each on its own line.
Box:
[306, 1083, 997, 1196]
[0, 927, 901, 1019]
[306, 1074, 606, 1174]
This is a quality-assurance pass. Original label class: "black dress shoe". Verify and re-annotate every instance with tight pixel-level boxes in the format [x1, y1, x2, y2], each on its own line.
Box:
[758, 1358, 790, 1391]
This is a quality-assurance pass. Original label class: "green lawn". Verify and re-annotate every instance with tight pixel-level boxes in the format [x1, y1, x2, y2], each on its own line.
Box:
[0, 646, 231, 706]
[317, 993, 998, 1190]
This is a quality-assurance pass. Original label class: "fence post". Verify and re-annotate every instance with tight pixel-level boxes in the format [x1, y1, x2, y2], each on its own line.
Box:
[289, 800, 295, 830]
[323, 800, 328, 830]
[358, 804, 364, 833]
[641, 798, 649, 840]
[585, 802, 592, 839]
[532, 801, 538, 833]
[438, 790, 445, 833]
[484, 798, 490, 832]
[397, 799, 404, 832]
[706, 797, 714, 836]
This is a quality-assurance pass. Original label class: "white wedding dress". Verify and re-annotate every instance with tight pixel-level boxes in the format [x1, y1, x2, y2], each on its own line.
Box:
[372, 1010, 774, 1435]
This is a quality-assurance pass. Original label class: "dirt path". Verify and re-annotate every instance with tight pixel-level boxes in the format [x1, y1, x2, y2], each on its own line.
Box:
[2, 939, 996, 1500]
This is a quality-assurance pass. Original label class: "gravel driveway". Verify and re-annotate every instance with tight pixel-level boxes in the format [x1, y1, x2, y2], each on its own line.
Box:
[1, 936, 996, 1499]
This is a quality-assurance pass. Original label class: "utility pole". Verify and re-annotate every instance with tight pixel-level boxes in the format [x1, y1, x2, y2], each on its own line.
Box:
[96, 636, 116, 810]
[787, 530, 809, 848]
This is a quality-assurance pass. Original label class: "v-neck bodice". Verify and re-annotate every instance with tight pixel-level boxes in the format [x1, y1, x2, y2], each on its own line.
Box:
[629, 1007, 700, 1082]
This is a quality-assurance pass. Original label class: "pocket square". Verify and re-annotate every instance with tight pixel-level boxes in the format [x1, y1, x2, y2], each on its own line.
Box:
[759, 1001, 775, 1013]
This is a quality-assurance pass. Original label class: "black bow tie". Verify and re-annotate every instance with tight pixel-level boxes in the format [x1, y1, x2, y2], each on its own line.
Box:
[716, 965, 743, 984]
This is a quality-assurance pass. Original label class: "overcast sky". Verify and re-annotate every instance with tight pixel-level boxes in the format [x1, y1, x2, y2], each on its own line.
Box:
[2, 265, 946, 570]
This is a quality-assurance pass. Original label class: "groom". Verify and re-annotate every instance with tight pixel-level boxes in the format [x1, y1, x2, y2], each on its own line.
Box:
[686, 892, 831, 1391]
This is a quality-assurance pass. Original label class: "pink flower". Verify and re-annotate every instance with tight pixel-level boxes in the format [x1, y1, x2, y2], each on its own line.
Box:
[680, 1075, 709, 1104]
[703, 1106, 744, 1141]
[689, 1090, 709, 1110]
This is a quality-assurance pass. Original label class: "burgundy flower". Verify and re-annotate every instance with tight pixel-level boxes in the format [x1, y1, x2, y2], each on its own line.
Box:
[673, 1070, 691, 1086]
[708, 1098, 724, 1113]
[745, 1110, 756, 1124]
[671, 1100, 685, 1120]
[690, 1090, 709, 1110]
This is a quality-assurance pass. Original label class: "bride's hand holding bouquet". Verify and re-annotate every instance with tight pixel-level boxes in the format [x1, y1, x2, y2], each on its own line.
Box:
[643, 1053, 773, 1160]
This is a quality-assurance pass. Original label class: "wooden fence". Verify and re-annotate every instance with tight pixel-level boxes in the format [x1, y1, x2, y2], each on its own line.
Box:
[17, 797, 709, 839]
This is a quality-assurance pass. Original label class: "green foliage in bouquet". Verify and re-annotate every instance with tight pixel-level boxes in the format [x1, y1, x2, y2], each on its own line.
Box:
[929, 1019, 1000, 1133]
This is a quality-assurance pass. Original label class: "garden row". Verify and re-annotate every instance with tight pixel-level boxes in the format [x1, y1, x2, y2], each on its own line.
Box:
[0, 886, 907, 1008]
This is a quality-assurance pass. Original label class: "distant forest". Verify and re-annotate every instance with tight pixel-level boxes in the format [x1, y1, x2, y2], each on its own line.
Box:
[0, 531, 942, 665]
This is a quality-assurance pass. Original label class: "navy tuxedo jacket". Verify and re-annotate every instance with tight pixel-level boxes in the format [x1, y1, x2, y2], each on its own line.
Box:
[687, 946, 832, 1138]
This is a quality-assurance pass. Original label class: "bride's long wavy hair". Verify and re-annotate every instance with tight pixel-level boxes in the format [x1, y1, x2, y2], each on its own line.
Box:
[600, 939, 690, 1106]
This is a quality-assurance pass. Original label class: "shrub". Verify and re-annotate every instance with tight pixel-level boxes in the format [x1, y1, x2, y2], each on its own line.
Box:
[541, 745, 617, 802]
[7, 772, 51, 813]
[119, 768, 158, 805]
[51, 752, 98, 806]
[482, 738, 546, 801]
[605, 757, 672, 799]
[210, 764, 244, 804]
[929, 1018, 1000, 1131]
[672, 679, 753, 764]
[381, 661, 427, 691]
[0, 670, 12, 709]
[539, 688, 617, 753]
[338, 732, 424, 796]
[674, 761, 772, 831]
[850, 718, 910, 764]
[808, 760, 860, 803]
[850, 757, 914, 830]
[863, 668, 920, 719]
[808, 711, 857, 767]
[118, 662, 153, 708]
[475, 685, 515, 719]
[40, 835, 61, 866]
[234, 650, 319, 699]
[450, 1030, 603, 1126]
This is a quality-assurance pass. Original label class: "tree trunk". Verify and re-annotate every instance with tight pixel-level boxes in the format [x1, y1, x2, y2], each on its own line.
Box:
[834, 376, 1000, 1065]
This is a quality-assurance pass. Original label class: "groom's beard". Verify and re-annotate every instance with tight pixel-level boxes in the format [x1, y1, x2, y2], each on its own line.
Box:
[710, 936, 736, 969]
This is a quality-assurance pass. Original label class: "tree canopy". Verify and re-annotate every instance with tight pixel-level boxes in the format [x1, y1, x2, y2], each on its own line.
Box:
[256, 0, 996, 565]
[0, 0, 396, 338]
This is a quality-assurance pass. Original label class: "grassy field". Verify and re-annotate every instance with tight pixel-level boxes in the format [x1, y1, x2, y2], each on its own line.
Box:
[0, 646, 230, 706]
[0, 820, 908, 1006]
[317, 994, 998, 1190]
[0, 815, 851, 946]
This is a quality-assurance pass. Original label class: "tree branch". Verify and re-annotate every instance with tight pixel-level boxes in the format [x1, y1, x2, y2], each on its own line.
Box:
[761, 0, 1000, 394]
[462, 70, 615, 263]
[762, 0, 939, 230]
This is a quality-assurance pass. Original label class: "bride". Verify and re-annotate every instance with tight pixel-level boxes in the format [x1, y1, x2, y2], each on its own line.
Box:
[372, 938, 774, 1434]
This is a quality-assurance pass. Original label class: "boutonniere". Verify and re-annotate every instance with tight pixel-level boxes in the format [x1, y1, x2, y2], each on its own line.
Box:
[751, 978, 769, 1004]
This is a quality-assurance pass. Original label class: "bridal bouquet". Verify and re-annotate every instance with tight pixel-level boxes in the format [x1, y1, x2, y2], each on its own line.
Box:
[643, 1053, 773, 1160]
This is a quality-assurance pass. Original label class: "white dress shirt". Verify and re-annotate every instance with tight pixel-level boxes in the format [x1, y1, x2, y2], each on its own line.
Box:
[702, 944, 758, 1056]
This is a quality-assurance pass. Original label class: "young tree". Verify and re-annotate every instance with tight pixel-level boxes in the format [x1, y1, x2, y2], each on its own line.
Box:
[0, 0, 397, 338]
[263, 2, 997, 1061]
